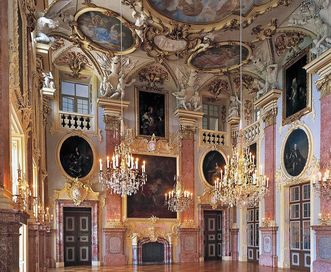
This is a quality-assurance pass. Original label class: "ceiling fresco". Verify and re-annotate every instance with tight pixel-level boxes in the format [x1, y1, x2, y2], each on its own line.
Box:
[146, 0, 269, 24]
[189, 43, 251, 72]
[74, 7, 137, 53]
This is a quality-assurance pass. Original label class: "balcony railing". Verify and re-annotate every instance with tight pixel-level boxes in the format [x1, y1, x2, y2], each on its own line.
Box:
[243, 120, 262, 144]
[59, 111, 95, 131]
[200, 129, 227, 147]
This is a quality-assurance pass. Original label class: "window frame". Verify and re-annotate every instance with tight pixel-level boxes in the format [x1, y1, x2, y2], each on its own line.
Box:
[60, 80, 91, 115]
[202, 103, 221, 131]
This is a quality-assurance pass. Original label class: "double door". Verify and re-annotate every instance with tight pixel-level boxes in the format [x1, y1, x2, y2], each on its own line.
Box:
[204, 211, 222, 260]
[64, 207, 92, 266]
[289, 183, 310, 270]
[247, 205, 259, 262]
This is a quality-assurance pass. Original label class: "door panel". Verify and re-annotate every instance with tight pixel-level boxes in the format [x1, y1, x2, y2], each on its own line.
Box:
[289, 183, 310, 271]
[64, 207, 92, 266]
[204, 211, 222, 261]
[247, 205, 259, 262]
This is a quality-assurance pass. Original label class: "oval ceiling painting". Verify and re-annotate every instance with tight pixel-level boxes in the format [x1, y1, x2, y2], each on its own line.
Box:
[146, 0, 268, 25]
[76, 9, 136, 53]
[190, 43, 251, 72]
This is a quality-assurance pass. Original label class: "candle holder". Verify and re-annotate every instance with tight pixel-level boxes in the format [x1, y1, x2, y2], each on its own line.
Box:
[318, 213, 331, 226]
[12, 168, 31, 212]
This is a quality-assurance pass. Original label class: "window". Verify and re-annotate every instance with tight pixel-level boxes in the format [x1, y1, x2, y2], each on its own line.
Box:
[202, 103, 220, 131]
[61, 81, 90, 114]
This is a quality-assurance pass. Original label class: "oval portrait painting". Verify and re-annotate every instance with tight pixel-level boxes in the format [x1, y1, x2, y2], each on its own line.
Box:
[202, 150, 226, 186]
[59, 136, 94, 179]
[77, 11, 135, 51]
[190, 44, 250, 71]
[283, 128, 309, 177]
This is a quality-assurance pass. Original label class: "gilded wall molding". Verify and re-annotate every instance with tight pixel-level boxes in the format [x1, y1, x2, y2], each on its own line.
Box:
[316, 73, 331, 98]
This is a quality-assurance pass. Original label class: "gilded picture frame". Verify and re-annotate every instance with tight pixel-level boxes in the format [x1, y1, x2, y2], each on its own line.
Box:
[188, 41, 252, 73]
[142, 0, 287, 33]
[56, 131, 97, 182]
[280, 125, 312, 179]
[282, 49, 311, 125]
[199, 148, 228, 189]
[135, 87, 169, 139]
[73, 5, 139, 55]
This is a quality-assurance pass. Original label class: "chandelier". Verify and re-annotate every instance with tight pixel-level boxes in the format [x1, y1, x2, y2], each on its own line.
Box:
[213, 141, 269, 207]
[312, 169, 331, 198]
[99, 139, 147, 197]
[165, 176, 193, 212]
[212, 0, 268, 207]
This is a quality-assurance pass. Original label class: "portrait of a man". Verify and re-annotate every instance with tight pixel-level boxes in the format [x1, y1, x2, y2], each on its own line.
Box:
[283, 52, 309, 122]
[283, 128, 309, 177]
[137, 90, 167, 137]
[59, 136, 94, 178]
[202, 150, 226, 187]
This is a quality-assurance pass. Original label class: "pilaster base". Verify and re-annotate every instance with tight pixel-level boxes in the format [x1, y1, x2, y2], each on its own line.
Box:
[178, 228, 199, 263]
[0, 209, 28, 272]
[103, 227, 127, 266]
[312, 225, 331, 272]
[230, 228, 239, 260]
[259, 226, 278, 267]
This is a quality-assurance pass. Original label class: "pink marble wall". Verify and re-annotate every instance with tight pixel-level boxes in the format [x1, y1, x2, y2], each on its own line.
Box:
[103, 228, 126, 266]
[264, 124, 276, 220]
[320, 94, 331, 214]
[55, 200, 99, 263]
[179, 228, 199, 262]
[181, 136, 195, 222]
[259, 227, 278, 267]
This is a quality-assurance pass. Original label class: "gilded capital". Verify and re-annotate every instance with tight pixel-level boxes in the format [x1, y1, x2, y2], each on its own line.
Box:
[103, 115, 120, 132]
[262, 108, 278, 127]
[316, 73, 331, 99]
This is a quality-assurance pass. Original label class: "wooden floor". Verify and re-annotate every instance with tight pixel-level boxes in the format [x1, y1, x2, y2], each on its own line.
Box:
[50, 261, 301, 272]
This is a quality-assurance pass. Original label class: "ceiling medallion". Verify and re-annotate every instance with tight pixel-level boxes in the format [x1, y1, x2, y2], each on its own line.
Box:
[188, 41, 252, 73]
[142, 0, 291, 32]
[73, 5, 139, 55]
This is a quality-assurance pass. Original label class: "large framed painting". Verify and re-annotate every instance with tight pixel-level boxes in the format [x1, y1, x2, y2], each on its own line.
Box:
[127, 154, 177, 218]
[283, 128, 309, 177]
[73, 6, 139, 54]
[136, 88, 168, 138]
[201, 150, 226, 188]
[58, 135, 94, 179]
[283, 49, 311, 125]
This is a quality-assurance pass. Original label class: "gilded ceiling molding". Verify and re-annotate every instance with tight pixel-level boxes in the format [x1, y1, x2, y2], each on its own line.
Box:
[141, 0, 292, 33]
[54, 50, 92, 78]
[72, 5, 140, 55]
[251, 19, 278, 42]
[274, 31, 306, 56]
[138, 64, 169, 91]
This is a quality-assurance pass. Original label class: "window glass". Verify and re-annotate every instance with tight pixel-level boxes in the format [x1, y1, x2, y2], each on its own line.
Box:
[76, 84, 89, 98]
[61, 81, 75, 95]
[62, 96, 75, 112]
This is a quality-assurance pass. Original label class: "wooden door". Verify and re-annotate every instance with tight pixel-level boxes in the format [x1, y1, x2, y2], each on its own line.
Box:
[64, 207, 92, 266]
[204, 211, 222, 261]
[247, 205, 259, 262]
[289, 183, 310, 270]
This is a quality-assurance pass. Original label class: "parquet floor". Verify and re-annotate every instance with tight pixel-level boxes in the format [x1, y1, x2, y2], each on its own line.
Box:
[50, 261, 300, 272]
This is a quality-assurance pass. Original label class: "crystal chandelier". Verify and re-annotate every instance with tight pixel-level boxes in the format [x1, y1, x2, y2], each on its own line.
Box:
[212, 0, 268, 207]
[99, 139, 147, 197]
[312, 169, 331, 198]
[165, 176, 193, 212]
[213, 141, 269, 207]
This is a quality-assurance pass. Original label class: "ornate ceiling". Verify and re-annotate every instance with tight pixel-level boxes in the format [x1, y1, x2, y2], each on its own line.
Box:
[44, 0, 325, 101]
